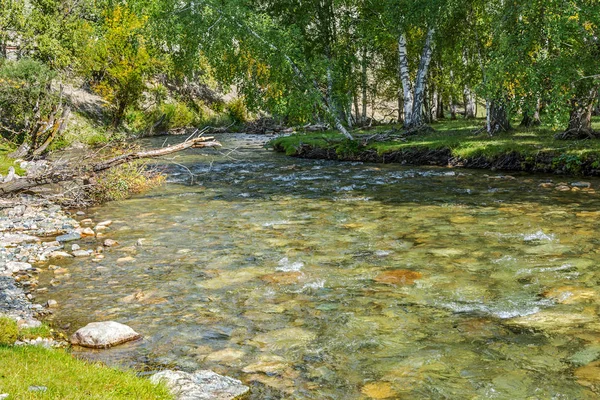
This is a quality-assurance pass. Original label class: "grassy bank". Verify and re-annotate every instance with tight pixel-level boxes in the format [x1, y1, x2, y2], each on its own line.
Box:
[269, 117, 600, 176]
[0, 346, 172, 399]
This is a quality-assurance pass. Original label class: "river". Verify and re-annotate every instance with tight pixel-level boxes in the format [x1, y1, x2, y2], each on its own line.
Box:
[38, 134, 600, 399]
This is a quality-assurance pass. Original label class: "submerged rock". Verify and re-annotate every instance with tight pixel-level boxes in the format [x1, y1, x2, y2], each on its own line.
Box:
[150, 370, 249, 400]
[574, 361, 600, 388]
[361, 382, 397, 399]
[542, 286, 598, 304]
[251, 327, 316, 350]
[260, 272, 302, 285]
[374, 270, 422, 285]
[506, 311, 597, 333]
[70, 321, 141, 348]
[204, 348, 246, 365]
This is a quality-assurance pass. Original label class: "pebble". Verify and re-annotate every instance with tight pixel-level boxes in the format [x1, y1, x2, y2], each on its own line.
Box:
[56, 232, 81, 242]
[80, 227, 95, 236]
[46, 300, 58, 308]
[71, 244, 80, 251]
[72, 250, 91, 257]
[104, 239, 119, 247]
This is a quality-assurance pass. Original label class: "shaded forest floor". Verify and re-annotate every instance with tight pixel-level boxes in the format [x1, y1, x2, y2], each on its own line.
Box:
[270, 117, 600, 176]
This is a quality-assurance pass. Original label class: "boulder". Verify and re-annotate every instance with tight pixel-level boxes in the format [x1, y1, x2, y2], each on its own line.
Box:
[150, 370, 249, 400]
[70, 321, 141, 349]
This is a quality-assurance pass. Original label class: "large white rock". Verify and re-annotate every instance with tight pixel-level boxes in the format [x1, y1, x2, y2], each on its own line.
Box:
[150, 370, 249, 400]
[70, 321, 141, 349]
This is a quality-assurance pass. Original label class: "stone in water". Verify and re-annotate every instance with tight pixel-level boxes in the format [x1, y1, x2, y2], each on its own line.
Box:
[70, 321, 141, 349]
[151, 370, 249, 400]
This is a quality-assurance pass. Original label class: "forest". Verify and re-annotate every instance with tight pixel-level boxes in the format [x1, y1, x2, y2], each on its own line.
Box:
[1, 0, 599, 149]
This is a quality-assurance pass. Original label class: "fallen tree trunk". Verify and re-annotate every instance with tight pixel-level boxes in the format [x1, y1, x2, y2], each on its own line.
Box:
[0, 136, 221, 196]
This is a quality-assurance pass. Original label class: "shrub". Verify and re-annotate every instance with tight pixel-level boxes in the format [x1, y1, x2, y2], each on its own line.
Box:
[0, 59, 58, 143]
[0, 316, 18, 345]
[227, 98, 248, 123]
[89, 161, 165, 203]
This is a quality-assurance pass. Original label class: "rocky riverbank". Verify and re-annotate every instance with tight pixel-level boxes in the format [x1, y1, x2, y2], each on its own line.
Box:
[0, 194, 250, 400]
[0, 195, 81, 328]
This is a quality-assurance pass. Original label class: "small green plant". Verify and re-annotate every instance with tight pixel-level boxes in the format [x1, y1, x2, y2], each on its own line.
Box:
[0, 316, 18, 345]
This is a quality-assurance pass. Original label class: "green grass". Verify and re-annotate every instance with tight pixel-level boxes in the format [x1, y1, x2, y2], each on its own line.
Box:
[0, 346, 173, 399]
[269, 117, 600, 174]
[18, 324, 54, 341]
[0, 142, 25, 175]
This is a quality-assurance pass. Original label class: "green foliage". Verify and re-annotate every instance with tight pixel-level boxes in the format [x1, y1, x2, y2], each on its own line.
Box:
[0, 59, 57, 143]
[0, 346, 173, 399]
[90, 161, 166, 203]
[0, 316, 18, 345]
[79, 4, 159, 127]
[227, 98, 249, 123]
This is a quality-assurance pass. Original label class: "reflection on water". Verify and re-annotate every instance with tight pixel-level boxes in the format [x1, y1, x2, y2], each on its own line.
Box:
[40, 134, 600, 398]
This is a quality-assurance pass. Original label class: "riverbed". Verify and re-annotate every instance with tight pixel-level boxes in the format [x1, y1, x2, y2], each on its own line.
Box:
[38, 134, 600, 399]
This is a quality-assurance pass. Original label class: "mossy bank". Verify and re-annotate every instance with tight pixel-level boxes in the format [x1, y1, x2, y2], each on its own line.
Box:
[269, 118, 600, 176]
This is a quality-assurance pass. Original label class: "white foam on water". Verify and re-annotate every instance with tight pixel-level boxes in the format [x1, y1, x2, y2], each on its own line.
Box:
[523, 230, 556, 242]
[263, 220, 291, 227]
[484, 230, 558, 243]
[517, 263, 573, 275]
[276, 257, 304, 272]
[301, 280, 325, 290]
[437, 298, 553, 319]
[333, 196, 372, 202]
[374, 250, 392, 257]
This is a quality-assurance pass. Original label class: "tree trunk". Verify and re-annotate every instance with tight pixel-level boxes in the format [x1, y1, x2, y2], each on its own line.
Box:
[398, 33, 413, 128]
[487, 100, 511, 135]
[353, 91, 360, 124]
[464, 86, 476, 119]
[397, 89, 403, 124]
[361, 46, 368, 124]
[436, 96, 444, 119]
[450, 95, 457, 120]
[431, 90, 439, 122]
[409, 28, 435, 129]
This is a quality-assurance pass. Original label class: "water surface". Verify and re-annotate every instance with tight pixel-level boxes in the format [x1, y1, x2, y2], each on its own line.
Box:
[40, 134, 600, 399]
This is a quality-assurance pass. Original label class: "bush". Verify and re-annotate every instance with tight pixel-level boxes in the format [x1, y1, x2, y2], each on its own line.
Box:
[89, 161, 165, 203]
[0, 59, 58, 143]
[0, 316, 18, 345]
[227, 98, 248, 123]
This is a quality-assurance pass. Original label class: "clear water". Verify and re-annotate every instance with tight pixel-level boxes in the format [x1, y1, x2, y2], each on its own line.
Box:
[39, 134, 600, 398]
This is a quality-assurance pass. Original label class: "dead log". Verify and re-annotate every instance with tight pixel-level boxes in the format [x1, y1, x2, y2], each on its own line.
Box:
[0, 136, 221, 196]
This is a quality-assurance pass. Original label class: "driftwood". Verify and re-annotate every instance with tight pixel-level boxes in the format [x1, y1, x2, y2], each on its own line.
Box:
[0, 136, 221, 196]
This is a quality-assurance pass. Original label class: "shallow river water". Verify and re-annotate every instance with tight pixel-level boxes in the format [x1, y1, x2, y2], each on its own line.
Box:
[39, 134, 600, 399]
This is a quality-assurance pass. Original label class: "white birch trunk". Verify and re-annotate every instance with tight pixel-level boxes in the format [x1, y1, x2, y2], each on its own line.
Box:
[398, 33, 413, 127]
[409, 28, 435, 128]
